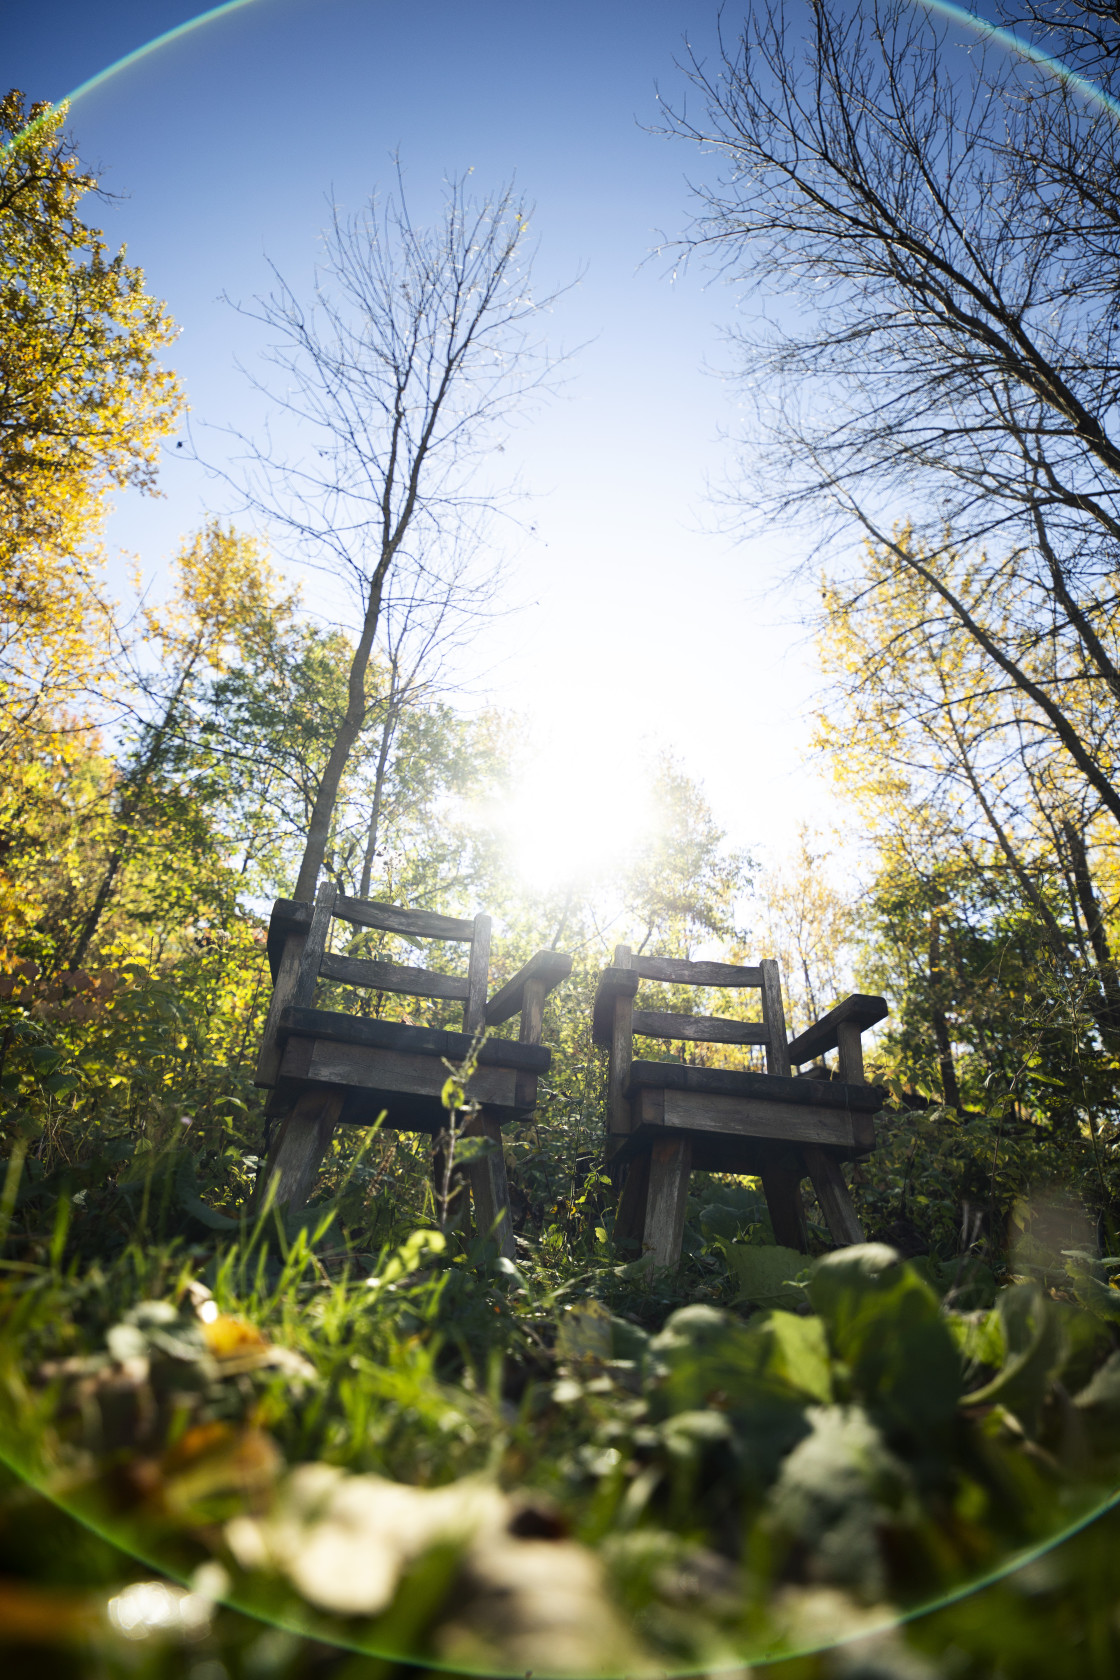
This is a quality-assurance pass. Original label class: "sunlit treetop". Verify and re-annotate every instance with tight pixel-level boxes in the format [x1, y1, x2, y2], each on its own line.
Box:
[0, 89, 184, 571]
[0, 90, 185, 736]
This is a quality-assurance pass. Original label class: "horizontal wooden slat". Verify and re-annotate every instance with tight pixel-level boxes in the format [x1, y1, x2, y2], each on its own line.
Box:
[486, 950, 573, 1026]
[278, 1007, 550, 1071]
[629, 956, 763, 987]
[658, 1086, 874, 1151]
[632, 1010, 769, 1045]
[333, 895, 475, 942]
[627, 1057, 882, 1112]
[318, 952, 469, 1002]
[786, 993, 889, 1066]
[279, 1038, 518, 1109]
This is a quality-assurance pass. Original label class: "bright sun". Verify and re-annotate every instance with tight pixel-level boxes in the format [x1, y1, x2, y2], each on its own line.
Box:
[495, 744, 657, 895]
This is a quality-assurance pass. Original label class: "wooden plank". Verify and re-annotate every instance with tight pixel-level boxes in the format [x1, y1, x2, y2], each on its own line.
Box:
[632, 1010, 769, 1045]
[760, 958, 791, 1077]
[836, 1019, 866, 1085]
[519, 977, 546, 1048]
[787, 994, 889, 1067]
[803, 1145, 865, 1246]
[643, 1138, 692, 1267]
[760, 1163, 809, 1252]
[333, 895, 475, 942]
[635, 1086, 666, 1129]
[660, 1086, 872, 1151]
[629, 956, 763, 987]
[279, 1006, 549, 1071]
[591, 965, 640, 1045]
[628, 1059, 881, 1112]
[463, 913, 491, 1034]
[255, 929, 308, 1087]
[266, 898, 311, 984]
[486, 950, 573, 1027]
[258, 1088, 343, 1212]
[462, 1110, 515, 1259]
[280, 1038, 519, 1108]
[614, 1152, 651, 1250]
[318, 953, 470, 1002]
[609, 945, 634, 1136]
[292, 880, 337, 1009]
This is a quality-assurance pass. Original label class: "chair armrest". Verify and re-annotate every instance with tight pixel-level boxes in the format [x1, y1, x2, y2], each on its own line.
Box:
[485, 951, 572, 1027]
[786, 993, 888, 1067]
[267, 897, 311, 983]
[591, 966, 641, 1046]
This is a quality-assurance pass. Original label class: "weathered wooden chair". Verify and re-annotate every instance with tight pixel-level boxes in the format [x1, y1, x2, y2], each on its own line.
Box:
[255, 881, 571, 1256]
[592, 945, 887, 1266]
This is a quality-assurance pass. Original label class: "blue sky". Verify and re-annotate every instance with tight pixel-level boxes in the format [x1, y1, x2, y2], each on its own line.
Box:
[9, 0, 839, 890]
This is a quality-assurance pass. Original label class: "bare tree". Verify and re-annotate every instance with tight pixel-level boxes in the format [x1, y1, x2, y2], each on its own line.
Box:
[224, 169, 559, 902]
[663, 0, 1120, 831]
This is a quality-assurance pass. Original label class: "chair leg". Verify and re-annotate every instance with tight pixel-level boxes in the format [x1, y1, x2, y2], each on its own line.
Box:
[802, 1146, 865, 1247]
[259, 1089, 343, 1213]
[614, 1152, 651, 1252]
[760, 1163, 810, 1251]
[463, 1110, 515, 1261]
[643, 1138, 693, 1267]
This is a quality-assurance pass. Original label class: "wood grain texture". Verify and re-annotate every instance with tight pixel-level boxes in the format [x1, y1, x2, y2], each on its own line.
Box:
[278, 1006, 550, 1070]
[609, 945, 634, 1137]
[802, 1145, 865, 1246]
[760, 958, 792, 1077]
[463, 912, 491, 1034]
[486, 951, 573, 1027]
[836, 1020, 866, 1085]
[318, 953, 470, 1001]
[279, 1038, 519, 1108]
[660, 1087, 871, 1150]
[629, 956, 763, 987]
[760, 1163, 809, 1252]
[518, 977, 546, 1047]
[627, 1059, 882, 1113]
[260, 1088, 343, 1211]
[462, 1110, 515, 1260]
[614, 1152, 651, 1250]
[787, 994, 889, 1066]
[333, 896, 475, 941]
[591, 965, 640, 1045]
[643, 1137, 693, 1267]
[292, 880, 337, 1010]
[266, 898, 311, 984]
[255, 929, 308, 1087]
[632, 1010, 769, 1045]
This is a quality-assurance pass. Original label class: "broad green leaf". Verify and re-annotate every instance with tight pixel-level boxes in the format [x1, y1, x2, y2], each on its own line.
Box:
[961, 1283, 1066, 1434]
[722, 1242, 806, 1311]
[808, 1244, 961, 1434]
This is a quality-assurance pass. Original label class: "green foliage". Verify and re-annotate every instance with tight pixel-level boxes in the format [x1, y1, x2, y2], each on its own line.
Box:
[1, 1221, 1119, 1676]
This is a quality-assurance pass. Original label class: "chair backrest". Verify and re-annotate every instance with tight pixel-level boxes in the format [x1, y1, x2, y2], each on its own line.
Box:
[256, 881, 491, 1086]
[609, 943, 791, 1077]
[298, 881, 491, 1032]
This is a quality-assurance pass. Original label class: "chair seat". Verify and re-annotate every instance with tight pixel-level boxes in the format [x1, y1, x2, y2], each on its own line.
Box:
[626, 1059, 882, 1112]
[272, 1006, 550, 1133]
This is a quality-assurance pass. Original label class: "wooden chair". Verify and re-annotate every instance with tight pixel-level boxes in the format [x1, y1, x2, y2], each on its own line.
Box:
[255, 881, 571, 1256]
[592, 945, 887, 1266]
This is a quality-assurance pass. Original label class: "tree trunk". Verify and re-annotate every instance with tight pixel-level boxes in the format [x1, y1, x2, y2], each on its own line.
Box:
[68, 654, 200, 971]
[358, 698, 398, 900]
[928, 909, 962, 1111]
[292, 569, 387, 903]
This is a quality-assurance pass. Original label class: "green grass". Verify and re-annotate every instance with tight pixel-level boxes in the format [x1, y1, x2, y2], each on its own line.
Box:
[3, 1124, 1120, 1679]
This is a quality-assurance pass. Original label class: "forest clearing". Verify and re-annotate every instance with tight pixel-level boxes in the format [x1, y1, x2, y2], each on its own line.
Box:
[7, 0, 1120, 1674]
